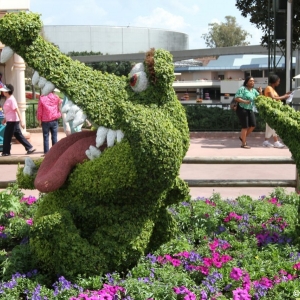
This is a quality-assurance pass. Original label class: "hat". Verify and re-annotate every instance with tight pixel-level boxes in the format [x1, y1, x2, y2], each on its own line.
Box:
[0, 86, 10, 92]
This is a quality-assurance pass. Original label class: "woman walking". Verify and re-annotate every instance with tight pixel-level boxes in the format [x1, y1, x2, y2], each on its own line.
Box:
[262, 74, 290, 148]
[235, 76, 262, 149]
[1, 84, 36, 156]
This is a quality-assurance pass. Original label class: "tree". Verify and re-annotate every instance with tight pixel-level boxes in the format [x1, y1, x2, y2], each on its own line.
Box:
[236, 0, 300, 50]
[202, 16, 252, 47]
[69, 51, 133, 77]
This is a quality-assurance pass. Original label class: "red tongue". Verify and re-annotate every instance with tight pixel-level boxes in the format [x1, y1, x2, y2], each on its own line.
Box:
[34, 130, 104, 193]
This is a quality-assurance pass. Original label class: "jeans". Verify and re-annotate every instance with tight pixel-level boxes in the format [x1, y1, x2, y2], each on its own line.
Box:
[2, 121, 33, 154]
[42, 119, 58, 154]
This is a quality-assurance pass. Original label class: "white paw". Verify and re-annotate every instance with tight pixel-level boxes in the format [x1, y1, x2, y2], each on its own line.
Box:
[85, 145, 101, 160]
[37, 77, 47, 89]
[42, 82, 55, 95]
[73, 110, 87, 127]
[0, 46, 14, 63]
[23, 157, 36, 176]
[32, 71, 40, 85]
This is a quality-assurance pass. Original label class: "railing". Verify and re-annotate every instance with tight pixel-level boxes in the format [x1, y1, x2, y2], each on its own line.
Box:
[183, 156, 298, 190]
[25, 103, 63, 128]
[0, 156, 298, 191]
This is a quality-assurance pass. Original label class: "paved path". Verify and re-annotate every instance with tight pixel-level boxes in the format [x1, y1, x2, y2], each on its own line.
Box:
[0, 130, 295, 200]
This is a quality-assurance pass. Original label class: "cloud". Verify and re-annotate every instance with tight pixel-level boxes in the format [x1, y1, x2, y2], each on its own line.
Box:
[167, 0, 200, 15]
[72, 0, 107, 19]
[132, 7, 189, 32]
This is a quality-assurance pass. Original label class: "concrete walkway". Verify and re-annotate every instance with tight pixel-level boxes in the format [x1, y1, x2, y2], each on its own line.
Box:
[0, 130, 296, 200]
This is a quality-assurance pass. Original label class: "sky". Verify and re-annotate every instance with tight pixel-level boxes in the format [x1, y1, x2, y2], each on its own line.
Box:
[30, 0, 263, 50]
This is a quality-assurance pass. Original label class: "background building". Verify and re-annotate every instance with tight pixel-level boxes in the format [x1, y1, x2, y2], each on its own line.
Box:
[42, 25, 189, 54]
[173, 54, 296, 102]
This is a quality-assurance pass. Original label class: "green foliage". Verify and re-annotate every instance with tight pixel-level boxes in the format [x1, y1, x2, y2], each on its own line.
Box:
[184, 104, 266, 131]
[202, 15, 251, 48]
[255, 95, 300, 172]
[0, 187, 300, 298]
[0, 185, 23, 217]
[236, 0, 300, 50]
[16, 159, 44, 190]
[0, 186, 40, 281]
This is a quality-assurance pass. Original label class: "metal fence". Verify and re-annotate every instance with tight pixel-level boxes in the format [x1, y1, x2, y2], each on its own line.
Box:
[26, 103, 63, 128]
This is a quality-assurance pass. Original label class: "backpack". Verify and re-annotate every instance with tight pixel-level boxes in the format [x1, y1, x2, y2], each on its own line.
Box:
[230, 97, 238, 110]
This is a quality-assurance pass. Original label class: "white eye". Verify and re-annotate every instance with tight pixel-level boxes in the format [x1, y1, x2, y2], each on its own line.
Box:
[130, 71, 148, 93]
[129, 63, 144, 77]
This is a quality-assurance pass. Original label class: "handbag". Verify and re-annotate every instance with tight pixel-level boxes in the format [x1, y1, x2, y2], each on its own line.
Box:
[230, 97, 238, 110]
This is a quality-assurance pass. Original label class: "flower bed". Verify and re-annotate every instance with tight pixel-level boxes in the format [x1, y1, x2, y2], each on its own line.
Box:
[0, 186, 300, 299]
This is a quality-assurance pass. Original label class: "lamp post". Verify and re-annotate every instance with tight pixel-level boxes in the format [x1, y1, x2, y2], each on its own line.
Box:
[286, 0, 292, 92]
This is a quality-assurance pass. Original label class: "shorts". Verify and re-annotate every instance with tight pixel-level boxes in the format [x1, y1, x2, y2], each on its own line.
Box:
[236, 104, 256, 129]
[265, 123, 277, 138]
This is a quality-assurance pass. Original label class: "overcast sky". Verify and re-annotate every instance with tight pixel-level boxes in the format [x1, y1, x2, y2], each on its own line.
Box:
[30, 0, 263, 50]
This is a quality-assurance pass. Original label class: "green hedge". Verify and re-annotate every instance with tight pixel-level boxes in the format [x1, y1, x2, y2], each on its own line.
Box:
[183, 104, 266, 131]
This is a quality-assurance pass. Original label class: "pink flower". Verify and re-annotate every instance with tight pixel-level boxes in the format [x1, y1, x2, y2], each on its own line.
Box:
[26, 218, 33, 226]
[175, 251, 190, 259]
[259, 277, 273, 288]
[209, 239, 219, 251]
[293, 262, 300, 270]
[232, 287, 251, 300]
[170, 258, 181, 267]
[230, 267, 243, 281]
[203, 257, 213, 267]
[20, 196, 37, 205]
[268, 197, 281, 206]
[205, 199, 216, 206]
[220, 254, 232, 263]
[195, 265, 210, 275]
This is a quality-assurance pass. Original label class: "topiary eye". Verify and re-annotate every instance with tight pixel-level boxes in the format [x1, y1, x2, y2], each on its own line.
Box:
[130, 74, 138, 87]
[129, 63, 148, 93]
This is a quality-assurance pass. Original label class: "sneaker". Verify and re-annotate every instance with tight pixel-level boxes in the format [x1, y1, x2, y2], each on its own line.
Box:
[1, 153, 11, 156]
[263, 141, 274, 147]
[27, 148, 36, 154]
[274, 141, 285, 148]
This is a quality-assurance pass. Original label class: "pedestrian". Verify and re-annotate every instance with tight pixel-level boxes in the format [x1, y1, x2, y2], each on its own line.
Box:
[37, 91, 62, 155]
[1, 84, 36, 156]
[235, 76, 262, 149]
[262, 74, 290, 148]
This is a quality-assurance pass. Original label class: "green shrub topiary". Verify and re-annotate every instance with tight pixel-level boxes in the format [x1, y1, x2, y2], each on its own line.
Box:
[255, 95, 300, 170]
[2, 12, 191, 279]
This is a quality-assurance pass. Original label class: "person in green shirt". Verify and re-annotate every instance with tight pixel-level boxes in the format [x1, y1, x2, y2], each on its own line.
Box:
[235, 76, 262, 149]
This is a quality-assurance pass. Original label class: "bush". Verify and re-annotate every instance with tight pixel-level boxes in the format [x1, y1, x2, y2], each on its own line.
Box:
[184, 104, 266, 132]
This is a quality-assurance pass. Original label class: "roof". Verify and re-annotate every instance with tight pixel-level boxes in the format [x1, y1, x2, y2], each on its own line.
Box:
[174, 54, 296, 72]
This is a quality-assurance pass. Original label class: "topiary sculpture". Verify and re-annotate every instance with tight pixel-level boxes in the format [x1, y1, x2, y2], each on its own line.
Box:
[255, 96, 300, 171]
[0, 12, 190, 278]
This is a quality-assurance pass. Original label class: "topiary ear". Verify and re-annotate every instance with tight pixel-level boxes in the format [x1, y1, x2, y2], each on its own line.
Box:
[153, 49, 175, 86]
